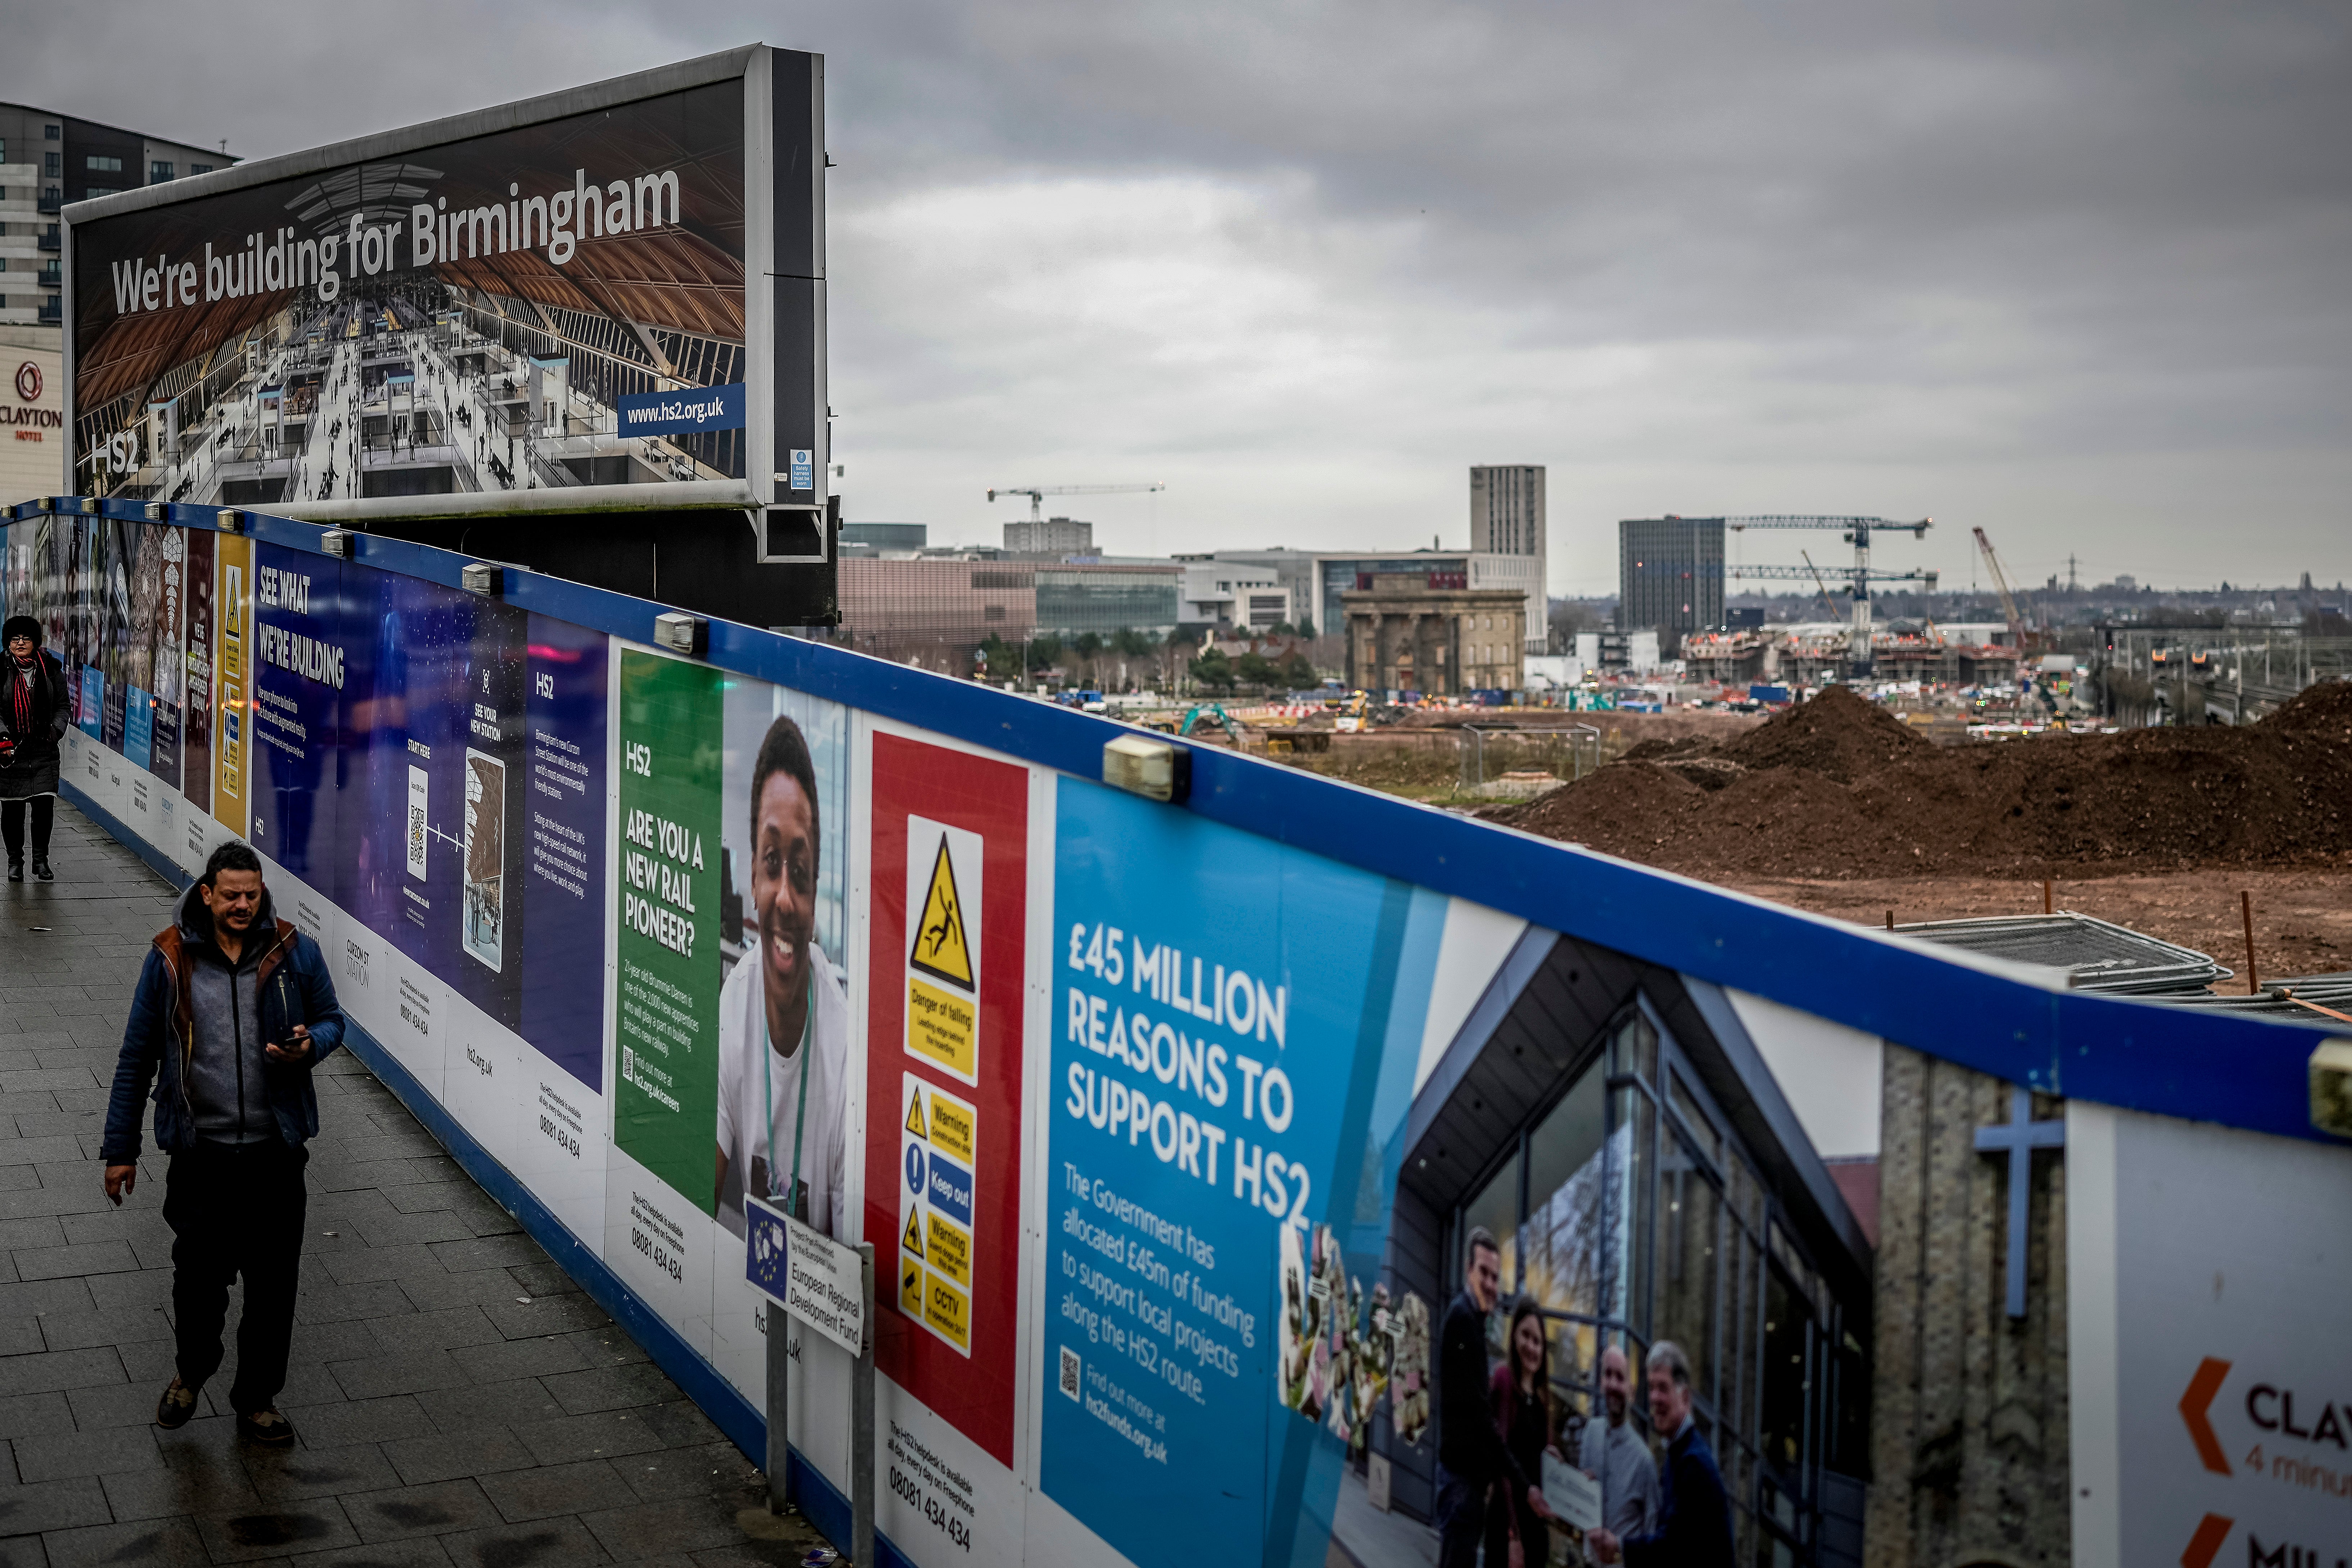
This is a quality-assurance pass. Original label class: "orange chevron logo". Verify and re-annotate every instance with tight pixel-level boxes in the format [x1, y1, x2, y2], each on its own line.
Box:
[2180, 1357, 2231, 1475]
[2181, 1512, 2233, 1568]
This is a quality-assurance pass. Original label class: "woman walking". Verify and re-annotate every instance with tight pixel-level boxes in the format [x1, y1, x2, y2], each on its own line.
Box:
[1487, 1296, 1564, 1568]
[1, 615, 72, 882]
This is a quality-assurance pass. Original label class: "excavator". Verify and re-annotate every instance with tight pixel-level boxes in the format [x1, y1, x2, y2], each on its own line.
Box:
[1178, 704, 1237, 742]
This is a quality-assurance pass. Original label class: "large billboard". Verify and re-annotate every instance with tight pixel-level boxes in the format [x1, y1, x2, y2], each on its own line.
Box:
[62, 46, 824, 525]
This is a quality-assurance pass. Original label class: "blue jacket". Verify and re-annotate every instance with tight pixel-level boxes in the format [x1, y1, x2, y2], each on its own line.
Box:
[1621, 1417, 1736, 1568]
[101, 884, 346, 1162]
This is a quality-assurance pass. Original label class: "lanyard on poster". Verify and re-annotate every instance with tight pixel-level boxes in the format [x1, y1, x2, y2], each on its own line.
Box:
[763, 996, 814, 1222]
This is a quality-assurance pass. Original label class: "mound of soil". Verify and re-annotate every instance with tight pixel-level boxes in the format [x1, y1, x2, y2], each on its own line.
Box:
[1494, 681, 2352, 880]
[1716, 683, 1930, 783]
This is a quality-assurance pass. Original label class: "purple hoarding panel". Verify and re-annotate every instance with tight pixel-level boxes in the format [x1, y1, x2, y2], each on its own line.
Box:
[520, 615, 607, 1090]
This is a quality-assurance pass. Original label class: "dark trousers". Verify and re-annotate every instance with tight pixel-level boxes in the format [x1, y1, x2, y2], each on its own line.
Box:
[163, 1140, 308, 1413]
[1484, 1483, 1544, 1568]
[1, 796, 52, 861]
[1435, 1465, 1489, 1568]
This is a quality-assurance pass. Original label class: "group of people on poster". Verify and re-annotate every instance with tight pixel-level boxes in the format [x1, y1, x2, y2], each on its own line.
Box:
[1433, 1224, 1734, 1567]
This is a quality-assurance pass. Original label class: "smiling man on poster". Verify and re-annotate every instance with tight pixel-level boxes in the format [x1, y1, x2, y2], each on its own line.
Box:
[715, 715, 850, 1238]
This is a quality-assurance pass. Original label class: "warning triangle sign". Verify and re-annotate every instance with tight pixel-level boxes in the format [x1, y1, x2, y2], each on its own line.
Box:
[909, 835, 974, 990]
[902, 1210, 926, 1259]
[904, 1089, 929, 1141]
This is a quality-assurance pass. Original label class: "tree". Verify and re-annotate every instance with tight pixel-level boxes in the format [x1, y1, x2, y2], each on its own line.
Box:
[1295, 614, 1317, 641]
[975, 634, 1019, 680]
[1279, 650, 1317, 689]
[1235, 650, 1278, 689]
[1189, 647, 1234, 693]
[1072, 631, 1104, 659]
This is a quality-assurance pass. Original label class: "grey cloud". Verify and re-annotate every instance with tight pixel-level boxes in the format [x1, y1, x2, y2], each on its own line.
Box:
[7, 0, 2346, 584]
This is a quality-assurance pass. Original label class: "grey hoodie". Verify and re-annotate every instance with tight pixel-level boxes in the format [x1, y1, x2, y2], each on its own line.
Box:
[175, 881, 279, 1146]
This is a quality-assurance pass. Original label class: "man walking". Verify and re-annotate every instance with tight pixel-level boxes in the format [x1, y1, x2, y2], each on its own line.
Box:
[1587, 1342, 1734, 1566]
[1434, 1228, 1551, 1568]
[101, 842, 344, 1444]
[1577, 1345, 1660, 1550]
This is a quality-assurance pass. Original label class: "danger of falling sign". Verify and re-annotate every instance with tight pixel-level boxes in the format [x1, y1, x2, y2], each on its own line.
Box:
[905, 817, 983, 1085]
[900, 1073, 979, 1356]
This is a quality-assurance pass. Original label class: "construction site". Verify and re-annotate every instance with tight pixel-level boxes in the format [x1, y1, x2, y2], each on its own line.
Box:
[1469, 680, 2352, 997]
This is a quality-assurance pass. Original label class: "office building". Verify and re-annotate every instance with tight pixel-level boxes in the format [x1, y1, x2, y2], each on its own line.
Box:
[840, 522, 927, 555]
[1206, 548, 1535, 642]
[1470, 465, 1547, 653]
[1176, 559, 1290, 630]
[0, 103, 233, 331]
[1618, 516, 1726, 654]
[836, 556, 1179, 669]
[1003, 515, 1093, 555]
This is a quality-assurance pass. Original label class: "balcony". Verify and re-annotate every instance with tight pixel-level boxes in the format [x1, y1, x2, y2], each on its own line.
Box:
[37, 263, 60, 287]
[36, 190, 60, 214]
[36, 299, 60, 324]
[37, 232, 59, 252]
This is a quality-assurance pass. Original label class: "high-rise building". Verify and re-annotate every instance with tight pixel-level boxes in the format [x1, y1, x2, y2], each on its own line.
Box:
[1618, 516, 1725, 653]
[1003, 516, 1093, 555]
[0, 102, 234, 333]
[1470, 465, 1546, 653]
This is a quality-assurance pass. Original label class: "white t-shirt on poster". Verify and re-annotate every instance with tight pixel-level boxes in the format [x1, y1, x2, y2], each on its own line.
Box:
[715, 939, 850, 1241]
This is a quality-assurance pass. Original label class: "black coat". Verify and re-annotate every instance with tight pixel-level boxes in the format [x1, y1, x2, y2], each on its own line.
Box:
[0, 649, 72, 800]
[1620, 1420, 1736, 1568]
[1435, 1292, 1528, 1494]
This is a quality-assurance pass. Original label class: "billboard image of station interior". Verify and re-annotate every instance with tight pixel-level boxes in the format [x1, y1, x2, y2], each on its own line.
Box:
[63, 49, 823, 517]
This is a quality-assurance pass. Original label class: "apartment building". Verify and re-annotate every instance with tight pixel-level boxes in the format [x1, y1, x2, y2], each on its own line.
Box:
[0, 102, 234, 331]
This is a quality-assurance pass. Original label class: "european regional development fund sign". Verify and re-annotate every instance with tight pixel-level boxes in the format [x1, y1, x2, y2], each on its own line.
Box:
[748, 1193, 866, 1357]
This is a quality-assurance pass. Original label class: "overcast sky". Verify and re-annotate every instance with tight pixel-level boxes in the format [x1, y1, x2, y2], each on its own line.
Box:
[14, 1, 2348, 593]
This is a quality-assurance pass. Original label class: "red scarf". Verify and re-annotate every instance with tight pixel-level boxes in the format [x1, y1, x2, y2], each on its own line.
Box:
[6, 651, 40, 739]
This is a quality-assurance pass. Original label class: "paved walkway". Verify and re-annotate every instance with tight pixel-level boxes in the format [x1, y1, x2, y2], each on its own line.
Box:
[0, 801, 828, 1566]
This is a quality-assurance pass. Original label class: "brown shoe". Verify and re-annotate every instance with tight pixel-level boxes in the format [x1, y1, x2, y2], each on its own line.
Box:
[236, 1407, 295, 1446]
[155, 1378, 199, 1429]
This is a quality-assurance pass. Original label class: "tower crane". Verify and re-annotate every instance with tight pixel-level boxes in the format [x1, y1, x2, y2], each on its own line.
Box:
[1715, 515, 1934, 673]
[985, 482, 1166, 524]
[1971, 527, 2032, 652]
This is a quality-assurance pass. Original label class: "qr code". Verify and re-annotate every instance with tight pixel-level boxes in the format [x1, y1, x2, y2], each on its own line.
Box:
[1059, 1346, 1081, 1401]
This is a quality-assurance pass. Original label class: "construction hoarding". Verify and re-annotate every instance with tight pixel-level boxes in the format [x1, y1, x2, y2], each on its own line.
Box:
[4, 496, 2345, 1568]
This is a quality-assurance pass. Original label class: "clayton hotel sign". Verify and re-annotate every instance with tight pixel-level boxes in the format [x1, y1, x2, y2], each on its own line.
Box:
[1, 348, 64, 506]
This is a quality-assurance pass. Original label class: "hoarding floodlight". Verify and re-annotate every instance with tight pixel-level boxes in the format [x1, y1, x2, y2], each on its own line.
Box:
[321, 529, 354, 559]
[2313, 1040, 2352, 1139]
[653, 611, 707, 658]
[461, 562, 505, 597]
[215, 509, 244, 533]
[1103, 734, 1189, 805]
[144, 503, 166, 521]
